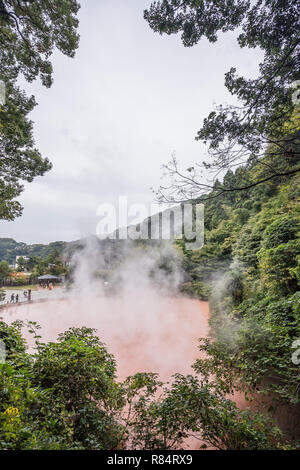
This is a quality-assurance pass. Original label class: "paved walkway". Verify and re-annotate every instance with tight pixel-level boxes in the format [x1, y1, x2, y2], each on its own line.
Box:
[0, 288, 67, 308]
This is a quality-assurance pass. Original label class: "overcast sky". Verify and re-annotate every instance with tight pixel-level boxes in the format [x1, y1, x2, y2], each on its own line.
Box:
[0, 0, 262, 244]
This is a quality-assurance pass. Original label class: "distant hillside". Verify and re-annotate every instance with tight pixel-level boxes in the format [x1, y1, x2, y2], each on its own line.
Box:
[0, 206, 186, 266]
[0, 238, 68, 265]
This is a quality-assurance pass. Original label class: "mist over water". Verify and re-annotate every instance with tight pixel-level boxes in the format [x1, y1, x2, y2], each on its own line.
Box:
[1, 239, 210, 381]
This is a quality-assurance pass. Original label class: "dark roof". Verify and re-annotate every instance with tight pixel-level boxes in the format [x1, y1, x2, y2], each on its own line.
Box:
[37, 274, 61, 280]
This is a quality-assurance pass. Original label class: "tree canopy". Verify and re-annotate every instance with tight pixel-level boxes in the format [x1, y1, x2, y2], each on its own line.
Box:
[0, 0, 81, 220]
[0, 322, 288, 449]
[144, 0, 300, 202]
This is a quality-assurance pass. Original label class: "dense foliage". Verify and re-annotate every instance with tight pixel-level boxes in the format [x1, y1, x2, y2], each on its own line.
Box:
[0, 321, 289, 450]
[0, 0, 80, 219]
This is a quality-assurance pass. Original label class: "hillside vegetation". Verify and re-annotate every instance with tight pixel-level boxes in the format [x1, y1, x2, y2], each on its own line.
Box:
[1, 126, 300, 444]
[0, 239, 67, 266]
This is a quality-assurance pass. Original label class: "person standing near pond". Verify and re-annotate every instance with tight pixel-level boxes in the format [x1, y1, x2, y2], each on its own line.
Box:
[15, 294, 19, 303]
[10, 293, 15, 303]
[28, 289, 31, 301]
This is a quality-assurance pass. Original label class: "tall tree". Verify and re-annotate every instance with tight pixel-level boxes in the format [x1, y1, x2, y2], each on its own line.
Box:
[0, 0, 81, 219]
[144, 0, 300, 202]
